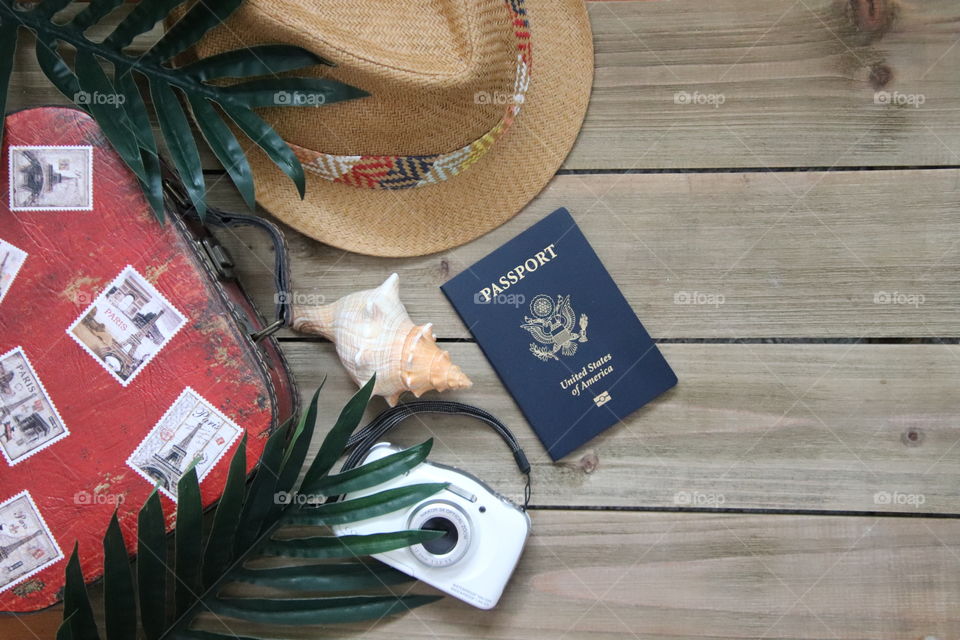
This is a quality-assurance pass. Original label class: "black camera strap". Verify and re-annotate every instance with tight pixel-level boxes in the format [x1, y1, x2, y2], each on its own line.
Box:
[342, 401, 532, 510]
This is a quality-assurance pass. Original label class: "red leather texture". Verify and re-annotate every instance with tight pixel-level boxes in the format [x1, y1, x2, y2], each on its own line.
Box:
[0, 107, 276, 612]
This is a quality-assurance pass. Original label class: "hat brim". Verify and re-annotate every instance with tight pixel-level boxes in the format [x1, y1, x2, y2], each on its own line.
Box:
[244, 0, 594, 257]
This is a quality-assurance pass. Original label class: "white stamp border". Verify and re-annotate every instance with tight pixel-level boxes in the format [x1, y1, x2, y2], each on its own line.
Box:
[0, 489, 65, 594]
[126, 386, 244, 502]
[8, 145, 95, 212]
[65, 264, 187, 388]
[0, 238, 28, 306]
[0, 346, 71, 466]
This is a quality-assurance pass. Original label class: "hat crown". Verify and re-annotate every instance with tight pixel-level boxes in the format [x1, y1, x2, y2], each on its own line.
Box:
[195, 0, 522, 156]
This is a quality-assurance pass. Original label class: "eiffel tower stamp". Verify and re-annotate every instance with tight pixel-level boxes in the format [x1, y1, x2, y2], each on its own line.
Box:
[66, 265, 187, 387]
[0, 347, 70, 466]
[126, 387, 243, 501]
[0, 490, 63, 594]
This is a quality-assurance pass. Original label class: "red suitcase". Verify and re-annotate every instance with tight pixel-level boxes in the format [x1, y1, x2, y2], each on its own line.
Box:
[0, 106, 298, 614]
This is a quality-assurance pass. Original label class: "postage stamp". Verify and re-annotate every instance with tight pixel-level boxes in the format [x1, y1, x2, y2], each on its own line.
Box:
[0, 239, 28, 306]
[0, 347, 69, 466]
[126, 387, 243, 501]
[8, 146, 94, 211]
[0, 490, 64, 594]
[66, 265, 187, 386]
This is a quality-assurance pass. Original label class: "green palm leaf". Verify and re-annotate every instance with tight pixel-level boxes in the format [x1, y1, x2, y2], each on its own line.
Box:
[282, 483, 448, 526]
[62, 544, 100, 640]
[233, 418, 290, 554]
[150, 78, 207, 217]
[180, 45, 331, 81]
[204, 594, 443, 626]
[61, 382, 444, 640]
[102, 0, 191, 51]
[75, 50, 148, 182]
[300, 376, 377, 490]
[228, 562, 413, 592]
[201, 434, 247, 586]
[262, 530, 445, 559]
[34, 35, 83, 109]
[216, 102, 306, 198]
[301, 439, 434, 497]
[0, 0, 369, 220]
[145, 0, 244, 63]
[137, 490, 167, 640]
[188, 96, 255, 210]
[174, 465, 204, 617]
[220, 77, 369, 107]
[71, 0, 124, 33]
[103, 513, 137, 640]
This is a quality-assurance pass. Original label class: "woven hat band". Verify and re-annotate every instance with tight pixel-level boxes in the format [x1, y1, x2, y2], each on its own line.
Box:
[287, 0, 532, 190]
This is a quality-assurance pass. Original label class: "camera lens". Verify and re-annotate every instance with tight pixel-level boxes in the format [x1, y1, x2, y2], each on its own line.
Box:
[408, 501, 472, 568]
[420, 517, 459, 555]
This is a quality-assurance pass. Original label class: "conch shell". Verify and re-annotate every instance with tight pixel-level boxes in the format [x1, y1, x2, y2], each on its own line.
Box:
[292, 274, 472, 406]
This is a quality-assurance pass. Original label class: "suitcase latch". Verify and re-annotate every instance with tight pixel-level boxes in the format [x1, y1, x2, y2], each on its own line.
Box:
[198, 236, 236, 281]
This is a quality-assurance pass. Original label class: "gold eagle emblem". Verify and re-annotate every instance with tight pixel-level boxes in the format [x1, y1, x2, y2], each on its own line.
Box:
[521, 294, 589, 361]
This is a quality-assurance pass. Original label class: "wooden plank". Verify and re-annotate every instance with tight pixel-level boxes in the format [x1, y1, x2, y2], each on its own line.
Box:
[9, 1, 960, 170]
[187, 511, 960, 639]
[571, 0, 960, 169]
[210, 170, 960, 339]
[283, 341, 960, 513]
[18, 512, 960, 638]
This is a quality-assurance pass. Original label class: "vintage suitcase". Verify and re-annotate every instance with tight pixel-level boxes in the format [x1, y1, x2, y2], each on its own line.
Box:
[0, 106, 299, 615]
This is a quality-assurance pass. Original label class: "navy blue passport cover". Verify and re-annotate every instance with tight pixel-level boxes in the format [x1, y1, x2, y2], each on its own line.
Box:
[441, 208, 677, 461]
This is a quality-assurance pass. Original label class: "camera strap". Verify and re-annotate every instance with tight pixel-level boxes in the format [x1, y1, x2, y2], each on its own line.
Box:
[342, 401, 532, 510]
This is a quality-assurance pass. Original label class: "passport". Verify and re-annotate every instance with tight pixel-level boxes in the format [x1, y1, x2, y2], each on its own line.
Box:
[441, 208, 677, 460]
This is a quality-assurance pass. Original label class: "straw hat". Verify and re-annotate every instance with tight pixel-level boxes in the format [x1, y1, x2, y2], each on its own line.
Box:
[187, 0, 593, 257]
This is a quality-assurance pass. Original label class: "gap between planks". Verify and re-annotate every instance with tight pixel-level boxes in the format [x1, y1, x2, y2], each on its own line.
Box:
[210, 169, 960, 340]
[8, 0, 960, 169]
[282, 341, 960, 515]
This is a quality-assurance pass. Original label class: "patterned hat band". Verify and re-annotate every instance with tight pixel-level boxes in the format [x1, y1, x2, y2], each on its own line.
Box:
[288, 0, 532, 191]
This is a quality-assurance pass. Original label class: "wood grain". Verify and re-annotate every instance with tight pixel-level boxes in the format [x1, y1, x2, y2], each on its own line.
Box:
[186, 512, 960, 640]
[14, 512, 960, 639]
[281, 341, 960, 513]
[210, 169, 960, 339]
[8, 0, 960, 169]
[571, 0, 960, 169]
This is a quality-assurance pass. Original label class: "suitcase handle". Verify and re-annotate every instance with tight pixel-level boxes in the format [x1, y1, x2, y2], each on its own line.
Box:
[162, 180, 293, 334]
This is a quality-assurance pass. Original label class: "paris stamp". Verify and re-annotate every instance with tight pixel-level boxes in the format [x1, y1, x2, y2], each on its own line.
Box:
[8, 146, 94, 211]
[66, 265, 187, 387]
[126, 387, 243, 501]
[0, 239, 28, 306]
[0, 491, 64, 594]
[0, 347, 69, 466]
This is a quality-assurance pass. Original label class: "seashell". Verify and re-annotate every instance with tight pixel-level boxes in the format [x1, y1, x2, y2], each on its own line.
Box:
[292, 273, 472, 406]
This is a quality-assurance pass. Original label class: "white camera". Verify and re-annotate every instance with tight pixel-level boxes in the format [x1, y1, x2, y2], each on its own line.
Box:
[333, 442, 531, 609]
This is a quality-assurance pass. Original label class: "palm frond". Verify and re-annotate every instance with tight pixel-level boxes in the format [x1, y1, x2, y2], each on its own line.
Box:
[0, 0, 369, 219]
[59, 375, 444, 640]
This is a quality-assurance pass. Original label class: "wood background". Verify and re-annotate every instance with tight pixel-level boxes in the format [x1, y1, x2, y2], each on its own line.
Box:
[6, 0, 960, 638]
